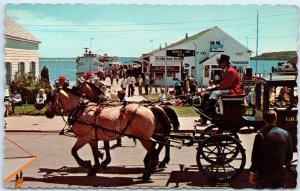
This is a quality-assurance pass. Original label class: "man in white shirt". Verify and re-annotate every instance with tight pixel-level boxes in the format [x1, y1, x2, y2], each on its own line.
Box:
[127, 75, 136, 97]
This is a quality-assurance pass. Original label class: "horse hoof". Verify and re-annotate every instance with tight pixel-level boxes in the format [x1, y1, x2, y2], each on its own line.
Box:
[140, 173, 151, 182]
[158, 162, 166, 168]
[100, 159, 111, 167]
[87, 167, 98, 176]
[82, 160, 92, 169]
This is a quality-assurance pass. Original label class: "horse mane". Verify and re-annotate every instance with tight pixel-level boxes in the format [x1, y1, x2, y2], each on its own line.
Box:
[149, 106, 172, 134]
[161, 106, 180, 131]
[86, 81, 103, 95]
[63, 87, 83, 97]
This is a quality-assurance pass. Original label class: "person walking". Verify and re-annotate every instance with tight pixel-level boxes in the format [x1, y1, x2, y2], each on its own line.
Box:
[188, 75, 197, 95]
[137, 75, 143, 95]
[127, 75, 136, 97]
[110, 73, 114, 85]
[249, 110, 293, 188]
[115, 72, 120, 85]
[120, 76, 128, 91]
[144, 73, 150, 95]
[174, 79, 183, 96]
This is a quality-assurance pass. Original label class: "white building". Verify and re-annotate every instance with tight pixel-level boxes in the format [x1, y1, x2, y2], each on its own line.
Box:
[141, 26, 252, 86]
[5, 15, 41, 87]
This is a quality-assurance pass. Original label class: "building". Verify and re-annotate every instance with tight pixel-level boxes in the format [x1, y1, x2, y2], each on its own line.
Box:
[141, 26, 252, 86]
[4, 15, 41, 89]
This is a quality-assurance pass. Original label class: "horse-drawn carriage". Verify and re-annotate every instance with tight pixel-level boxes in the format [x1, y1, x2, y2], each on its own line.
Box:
[169, 74, 298, 182]
[45, 74, 297, 183]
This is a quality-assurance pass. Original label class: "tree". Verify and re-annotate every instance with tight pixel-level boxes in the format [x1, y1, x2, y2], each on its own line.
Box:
[41, 66, 50, 83]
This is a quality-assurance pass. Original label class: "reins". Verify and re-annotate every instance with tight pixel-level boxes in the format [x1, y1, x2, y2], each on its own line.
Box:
[51, 88, 181, 148]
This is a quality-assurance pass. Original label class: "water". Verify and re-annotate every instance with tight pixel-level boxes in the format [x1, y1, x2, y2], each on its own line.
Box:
[249, 59, 287, 75]
[39, 57, 136, 86]
[39, 59, 286, 86]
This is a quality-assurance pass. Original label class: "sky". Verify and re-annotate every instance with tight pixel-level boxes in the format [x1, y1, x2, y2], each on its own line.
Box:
[3, 1, 300, 58]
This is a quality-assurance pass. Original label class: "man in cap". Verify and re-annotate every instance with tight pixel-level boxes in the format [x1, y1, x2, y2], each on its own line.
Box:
[56, 76, 69, 88]
[198, 54, 242, 124]
[85, 71, 94, 81]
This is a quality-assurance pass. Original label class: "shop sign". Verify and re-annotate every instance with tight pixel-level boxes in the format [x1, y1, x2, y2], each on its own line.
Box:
[167, 49, 195, 57]
[150, 66, 180, 72]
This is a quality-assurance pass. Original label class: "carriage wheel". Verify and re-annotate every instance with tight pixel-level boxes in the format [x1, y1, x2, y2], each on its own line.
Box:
[196, 134, 246, 182]
[198, 125, 240, 163]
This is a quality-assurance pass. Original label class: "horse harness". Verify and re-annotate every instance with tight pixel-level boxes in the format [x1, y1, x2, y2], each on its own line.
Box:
[52, 88, 179, 147]
[66, 97, 141, 140]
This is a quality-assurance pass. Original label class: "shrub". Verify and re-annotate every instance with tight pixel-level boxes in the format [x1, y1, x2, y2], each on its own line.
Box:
[10, 71, 51, 104]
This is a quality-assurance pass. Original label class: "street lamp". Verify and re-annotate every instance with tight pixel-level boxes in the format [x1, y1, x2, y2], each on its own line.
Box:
[194, 41, 198, 81]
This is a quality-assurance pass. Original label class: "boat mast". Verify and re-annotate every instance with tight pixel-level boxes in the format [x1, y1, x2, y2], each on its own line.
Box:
[89, 38, 94, 71]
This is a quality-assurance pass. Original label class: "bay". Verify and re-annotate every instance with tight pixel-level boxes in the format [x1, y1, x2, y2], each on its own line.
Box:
[39, 57, 136, 86]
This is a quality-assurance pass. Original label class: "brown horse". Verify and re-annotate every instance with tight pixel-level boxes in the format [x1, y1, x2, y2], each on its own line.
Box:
[45, 87, 171, 180]
[74, 78, 180, 168]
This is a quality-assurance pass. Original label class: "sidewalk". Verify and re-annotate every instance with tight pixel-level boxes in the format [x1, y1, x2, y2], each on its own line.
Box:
[4, 115, 200, 133]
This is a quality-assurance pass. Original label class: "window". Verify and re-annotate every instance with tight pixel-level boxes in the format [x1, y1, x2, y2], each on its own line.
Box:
[167, 72, 175, 78]
[5, 62, 12, 85]
[204, 65, 210, 77]
[30, 62, 36, 78]
[269, 86, 296, 109]
[210, 40, 224, 51]
[18, 62, 25, 76]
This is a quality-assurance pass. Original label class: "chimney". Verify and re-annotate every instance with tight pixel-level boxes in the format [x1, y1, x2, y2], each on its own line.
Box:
[159, 44, 162, 50]
[185, 33, 188, 39]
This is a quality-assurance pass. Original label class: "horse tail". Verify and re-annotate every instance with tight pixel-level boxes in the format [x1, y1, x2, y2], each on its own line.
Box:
[149, 106, 172, 135]
[161, 106, 180, 131]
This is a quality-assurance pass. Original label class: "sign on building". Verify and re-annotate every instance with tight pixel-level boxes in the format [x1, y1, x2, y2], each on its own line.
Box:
[166, 49, 195, 57]
[150, 66, 180, 72]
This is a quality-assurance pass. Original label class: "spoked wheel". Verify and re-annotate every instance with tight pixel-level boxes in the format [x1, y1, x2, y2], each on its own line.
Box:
[196, 134, 246, 182]
[198, 125, 240, 163]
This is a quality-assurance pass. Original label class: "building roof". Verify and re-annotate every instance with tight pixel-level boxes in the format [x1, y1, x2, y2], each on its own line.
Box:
[5, 15, 40, 43]
[147, 26, 251, 55]
[149, 27, 211, 54]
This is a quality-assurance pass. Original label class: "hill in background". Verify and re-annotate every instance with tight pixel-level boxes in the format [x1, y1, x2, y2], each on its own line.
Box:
[251, 51, 297, 60]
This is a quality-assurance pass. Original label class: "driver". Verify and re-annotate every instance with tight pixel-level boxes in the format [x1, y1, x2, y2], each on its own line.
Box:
[198, 54, 242, 124]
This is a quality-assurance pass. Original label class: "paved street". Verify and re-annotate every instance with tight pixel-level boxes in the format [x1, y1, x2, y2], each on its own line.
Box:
[4, 115, 297, 189]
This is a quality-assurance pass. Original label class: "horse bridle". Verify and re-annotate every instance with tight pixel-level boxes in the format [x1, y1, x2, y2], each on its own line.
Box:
[50, 88, 76, 115]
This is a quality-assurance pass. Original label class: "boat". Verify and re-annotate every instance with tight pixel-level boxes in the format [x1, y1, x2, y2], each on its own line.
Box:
[76, 48, 101, 78]
[75, 48, 118, 78]
[272, 62, 297, 75]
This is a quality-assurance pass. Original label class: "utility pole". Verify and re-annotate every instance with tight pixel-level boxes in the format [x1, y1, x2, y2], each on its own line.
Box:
[194, 41, 198, 81]
[255, 11, 259, 76]
[164, 43, 168, 91]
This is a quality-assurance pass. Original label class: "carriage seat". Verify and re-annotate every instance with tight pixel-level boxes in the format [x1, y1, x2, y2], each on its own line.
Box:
[219, 93, 246, 128]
